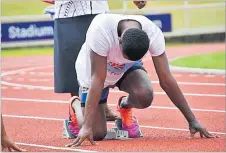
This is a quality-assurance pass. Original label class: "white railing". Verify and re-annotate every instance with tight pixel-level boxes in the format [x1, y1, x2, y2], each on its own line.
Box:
[1, 1, 225, 48]
[2, 1, 225, 30]
[2, 1, 224, 32]
[114, 1, 225, 33]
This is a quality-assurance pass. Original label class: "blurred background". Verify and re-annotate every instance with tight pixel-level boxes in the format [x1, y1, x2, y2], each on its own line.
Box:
[2, 0, 225, 29]
[1, 0, 225, 69]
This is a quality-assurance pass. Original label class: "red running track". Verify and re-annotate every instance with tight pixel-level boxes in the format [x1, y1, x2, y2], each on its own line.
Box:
[1, 43, 225, 152]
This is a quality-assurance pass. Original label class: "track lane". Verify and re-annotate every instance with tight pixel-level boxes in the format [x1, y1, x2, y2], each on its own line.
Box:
[3, 117, 225, 152]
[2, 43, 225, 152]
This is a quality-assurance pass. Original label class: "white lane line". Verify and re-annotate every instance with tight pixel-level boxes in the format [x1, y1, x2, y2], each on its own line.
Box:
[28, 79, 51, 82]
[18, 72, 26, 75]
[40, 79, 51, 82]
[27, 72, 53, 76]
[1, 65, 225, 87]
[2, 98, 68, 103]
[12, 87, 22, 90]
[108, 123, 226, 135]
[1, 65, 53, 77]
[173, 74, 183, 77]
[1, 81, 52, 90]
[37, 72, 53, 76]
[204, 75, 216, 78]
[1, 86, 8, 90]
[16, 142, 97, 152]
[28, 72, 37, 75]
[3, 114, 225, 135]
[1, 81, 225, 97]
[189, 74, 199, 77]
[4, 77, 13, 81]
[153, 92, 225, 97]
[4, 114, 63, 121]
[2, 79, 225, 88]
[167, 81, 225, 86]
[2, 97, 225, 113]
[1, 65, 225, 98]
[110, 105, 226, 113]
[29, 79, 38, 82]
[112, 90, 225, 98]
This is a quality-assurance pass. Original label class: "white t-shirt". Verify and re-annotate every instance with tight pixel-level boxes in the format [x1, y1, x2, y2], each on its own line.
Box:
[76, 14, 166, 88]
[54, 0, 109, 19]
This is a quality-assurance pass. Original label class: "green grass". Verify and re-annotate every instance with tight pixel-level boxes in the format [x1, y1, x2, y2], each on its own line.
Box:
[1, 47, 53, 57]
[2, 0, 225, 30]
[3, 46, 225, 70]
[170, 51, 225, 70]
[2, 0, 49, 16]
[1, 43, 185, 57]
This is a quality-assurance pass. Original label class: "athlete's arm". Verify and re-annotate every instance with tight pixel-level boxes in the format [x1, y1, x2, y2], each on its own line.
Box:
[82, 23, 109, 129]
[152, 53, 196, 122]
[1, 114, 26, 152]
[148, 27, 195, 122]
[152, 52, 217, 138]
[148, 25, 217, 138]
[83, 50, 107, 129]
[69, 50, 107, 147]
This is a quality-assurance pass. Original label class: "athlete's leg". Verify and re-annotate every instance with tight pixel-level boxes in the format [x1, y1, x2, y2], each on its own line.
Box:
[115, 64, 153, 138]
[71, 92, 117, 121]
[64, 88, 109, 141]
[118, 69, 153, 109]
[104, 104, 118, 121]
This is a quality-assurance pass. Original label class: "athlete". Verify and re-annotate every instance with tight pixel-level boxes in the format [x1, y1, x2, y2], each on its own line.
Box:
[65, 13, 219, 147]
[64, 13, 218, 147]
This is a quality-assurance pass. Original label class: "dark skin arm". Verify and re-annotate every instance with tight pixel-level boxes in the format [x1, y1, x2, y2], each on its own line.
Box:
[152, 52, 218, 138]
[1, 114, 26, 152]
[67, 50, 107, 146]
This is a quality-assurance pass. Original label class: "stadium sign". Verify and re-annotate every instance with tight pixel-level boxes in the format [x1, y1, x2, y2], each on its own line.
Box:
[145, 13, 172, 32]
[1, 13, 172, 48]
[2, 21, 54, 42]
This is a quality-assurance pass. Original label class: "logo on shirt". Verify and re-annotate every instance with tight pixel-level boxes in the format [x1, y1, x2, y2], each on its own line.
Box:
[107, 62, 141, 75]
[108, 62, 125, 70]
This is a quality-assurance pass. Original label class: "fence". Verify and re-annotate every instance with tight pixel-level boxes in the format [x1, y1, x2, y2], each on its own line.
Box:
[1, 0, 225, 48]
[118, 1, 225, 35]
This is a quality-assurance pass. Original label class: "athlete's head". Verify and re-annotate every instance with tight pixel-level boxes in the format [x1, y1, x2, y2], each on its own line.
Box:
[118, 20, 150, 61]
[121, 28, 149, 61]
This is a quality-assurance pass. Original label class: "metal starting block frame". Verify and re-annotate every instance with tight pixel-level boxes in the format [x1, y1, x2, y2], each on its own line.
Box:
[104, 127, 129, 140]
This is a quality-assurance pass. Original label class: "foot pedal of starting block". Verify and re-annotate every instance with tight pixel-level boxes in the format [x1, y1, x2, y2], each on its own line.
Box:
[104, 128, 129, 140]
[116, 129, 128, 140]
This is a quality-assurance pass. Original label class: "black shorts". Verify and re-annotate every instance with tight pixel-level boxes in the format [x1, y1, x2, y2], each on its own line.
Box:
[54, 14, 97, 93]
[79, 63, 147, 106]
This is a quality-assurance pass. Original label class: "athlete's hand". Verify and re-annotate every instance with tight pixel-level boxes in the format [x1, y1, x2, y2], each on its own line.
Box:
[133, 1, 147, 9]
[1, 135, 26, 152]
[188, 121, 219, 139]
[65, 125, 96, 147]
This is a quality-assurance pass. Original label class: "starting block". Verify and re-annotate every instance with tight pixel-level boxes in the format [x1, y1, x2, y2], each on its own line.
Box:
[104, 127, 129, 140]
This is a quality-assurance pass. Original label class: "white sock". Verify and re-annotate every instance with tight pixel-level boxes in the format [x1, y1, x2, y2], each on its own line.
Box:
[72, 99, 84, 127]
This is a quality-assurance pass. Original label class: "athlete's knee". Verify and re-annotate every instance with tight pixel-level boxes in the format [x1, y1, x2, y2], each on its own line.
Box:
[134, 87, 153, 108]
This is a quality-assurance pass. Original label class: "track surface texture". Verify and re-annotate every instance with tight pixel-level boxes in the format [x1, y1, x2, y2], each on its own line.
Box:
[1, 43, 225, 152]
